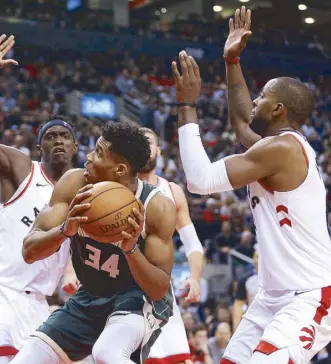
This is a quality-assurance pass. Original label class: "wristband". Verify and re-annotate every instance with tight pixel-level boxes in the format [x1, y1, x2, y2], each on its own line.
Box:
[60, 222, 72, 238]
[177, 102, 197, 108]
[123, 244, 139, 255]
[223, 55, 240, 64]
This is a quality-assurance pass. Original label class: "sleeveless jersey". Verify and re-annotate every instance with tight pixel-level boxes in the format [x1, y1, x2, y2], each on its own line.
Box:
[71, 179, 162, 297]
[156, 176, 176, 206]
[248, 132, 331, 291]
[0, 161, 70, 295]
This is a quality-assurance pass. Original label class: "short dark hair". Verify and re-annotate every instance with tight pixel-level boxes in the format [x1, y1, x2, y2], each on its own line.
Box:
[270, 77, 315, 125]
[140, 127, 159, 145]
[102, 122, 151, 174]
[192, 324, 208, 336]
[38, 114, 77, 139]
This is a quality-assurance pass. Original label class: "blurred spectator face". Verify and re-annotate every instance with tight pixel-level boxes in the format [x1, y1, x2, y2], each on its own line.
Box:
[216, 307, 231, 324]
[222, 221, 231, 235]
[38, 125, 77, 165]
[182, 312, 195, 332]
[140, 131, 160, 173]
[215, 322, 231, 348]
[192, 327, 208, 350]
[14, 134, 24, 148]
[3, 129, 15, 145]
[241, 230, 253, 246]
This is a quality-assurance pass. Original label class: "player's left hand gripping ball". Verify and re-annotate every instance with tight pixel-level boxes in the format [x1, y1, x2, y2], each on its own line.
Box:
[120, 200, 145, 253]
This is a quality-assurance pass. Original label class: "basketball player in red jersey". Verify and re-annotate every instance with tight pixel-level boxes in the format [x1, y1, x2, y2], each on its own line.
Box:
[172, 7, 331, 363]
[0, 34, 77, 364]
[139, 127, 203, 363]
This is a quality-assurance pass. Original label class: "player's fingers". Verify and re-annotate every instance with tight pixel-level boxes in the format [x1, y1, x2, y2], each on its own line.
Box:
[137, 199, 145, 215]
[229, 18, 234, 32]
[172, 61, 181, 85]
[242, 31, 252, 45]
[0, 34, 7, 45]
[121, 231, 134, 240]
[0, 35, 14, 52]
[0, 59, 18, 67]
[186, 55, 197, 81]
[190, 56, 201, 80]
[234, 8, 240, 29]
[68, 215, 88, 223]
[2, 39, 15, 57]
[69, 190, 92, 209]
[132, 206, 144, 226]
[240, 6, 246, 27]
[179, 50, 189, 81]
[77, 184, 93, 194]
[244, 9, 252, 30]
[69, 203, 90, 217]
[127, 216, 140, 233]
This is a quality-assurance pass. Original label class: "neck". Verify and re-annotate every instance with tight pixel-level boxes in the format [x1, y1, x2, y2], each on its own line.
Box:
[41, 160, 72, 183]
[138, 170, 158, 186]
[120, 176, 139, 194]
[265, 120, 299, 137]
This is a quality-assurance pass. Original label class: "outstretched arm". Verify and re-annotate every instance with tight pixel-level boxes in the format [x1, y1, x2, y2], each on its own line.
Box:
[170, 182, 204, 302]
[224, 7, 261, 148]
[123, 194, 176, 301]
[23, 169, 89, 263]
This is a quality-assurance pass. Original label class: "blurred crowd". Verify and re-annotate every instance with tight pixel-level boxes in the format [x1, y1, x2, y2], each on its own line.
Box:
[1, 7, 331, 362]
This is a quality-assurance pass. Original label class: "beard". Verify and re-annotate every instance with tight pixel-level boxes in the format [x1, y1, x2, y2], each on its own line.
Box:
[250, 117, 268, 137]
[140, 156, 157, 173]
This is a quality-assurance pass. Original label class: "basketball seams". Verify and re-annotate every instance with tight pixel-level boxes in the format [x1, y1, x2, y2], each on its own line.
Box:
[87, 187, 129, 204]
[83, 199, 138, 225]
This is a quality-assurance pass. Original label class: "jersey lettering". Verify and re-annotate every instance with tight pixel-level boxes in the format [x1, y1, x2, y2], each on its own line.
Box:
[251, 196, 260, 209]
[84, 244, 120, 278]
[21, 207, 41, 227]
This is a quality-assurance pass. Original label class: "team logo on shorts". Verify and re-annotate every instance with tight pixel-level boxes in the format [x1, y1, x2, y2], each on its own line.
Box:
[299, 325, 316, 350]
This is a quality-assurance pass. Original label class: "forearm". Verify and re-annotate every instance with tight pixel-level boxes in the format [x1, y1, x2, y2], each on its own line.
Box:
[126, 248, 171, 301]
[226, 63, 260, 148]
[178, 122, 233, 195]
[23, 226, 66, 264]
[188, 252, 204, 281]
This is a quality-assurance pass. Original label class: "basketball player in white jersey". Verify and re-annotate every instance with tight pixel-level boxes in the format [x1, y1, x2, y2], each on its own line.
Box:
[0, 77, 77, 364]
[138, 127, 204, 364]
[172, 8, 331, 364]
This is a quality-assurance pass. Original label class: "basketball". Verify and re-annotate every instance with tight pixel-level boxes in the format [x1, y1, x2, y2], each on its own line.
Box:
[80, 181, 139, 243]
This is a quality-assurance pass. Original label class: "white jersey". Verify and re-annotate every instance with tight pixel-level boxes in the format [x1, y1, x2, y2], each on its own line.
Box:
[0, 161, 70, 296]
[248, 131, 331, 291]
[156, 176, 176, 206]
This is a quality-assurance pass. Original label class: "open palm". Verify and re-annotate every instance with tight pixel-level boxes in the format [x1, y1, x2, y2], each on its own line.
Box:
[224, 6, 252, 58]
[0, 34, 18, 69]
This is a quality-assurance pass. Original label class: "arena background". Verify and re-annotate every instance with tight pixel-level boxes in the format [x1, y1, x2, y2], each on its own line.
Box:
[0, 0, 330, 362]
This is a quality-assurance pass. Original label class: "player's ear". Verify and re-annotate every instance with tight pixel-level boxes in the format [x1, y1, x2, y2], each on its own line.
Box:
[36, 144, 42, 157]
[272, 102, 285, 117]
[157, 146, 161, 157]
[115, 163, 128, 177]
[73, 142, 78, 154]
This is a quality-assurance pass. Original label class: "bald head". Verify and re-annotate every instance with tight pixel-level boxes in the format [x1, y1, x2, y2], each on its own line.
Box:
[266, 77, 314, 126]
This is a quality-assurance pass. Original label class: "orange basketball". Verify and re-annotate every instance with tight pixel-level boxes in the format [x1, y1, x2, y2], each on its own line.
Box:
[80, 181, 139, 243]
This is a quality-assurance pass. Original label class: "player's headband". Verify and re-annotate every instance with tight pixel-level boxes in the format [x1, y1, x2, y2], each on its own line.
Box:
[37, 119, 76, 145]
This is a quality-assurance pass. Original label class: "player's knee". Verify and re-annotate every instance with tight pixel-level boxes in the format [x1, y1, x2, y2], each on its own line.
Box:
[92, 340, 130, 364]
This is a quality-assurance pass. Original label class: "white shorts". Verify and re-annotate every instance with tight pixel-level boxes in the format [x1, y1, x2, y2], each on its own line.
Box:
[222, 286, 331, 364]
[0, 285, 49, 356]
[146, 301, 190, 363]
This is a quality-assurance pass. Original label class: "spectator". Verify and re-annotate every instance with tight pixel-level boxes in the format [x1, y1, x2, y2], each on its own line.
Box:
[190, 325, 213, 364]
[208, 322, 232, 364]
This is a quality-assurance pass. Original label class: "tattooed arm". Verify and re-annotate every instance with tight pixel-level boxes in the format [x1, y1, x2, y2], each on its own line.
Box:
[224, 7, 261, 148]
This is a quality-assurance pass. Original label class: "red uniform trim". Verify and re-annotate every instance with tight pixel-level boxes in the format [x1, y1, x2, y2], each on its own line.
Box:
[145, 353, 191, 364]
[4, 163, 35, 207]
[276, 205, 289, 214]
[254, 341, 279, 355]
[288, 359, 294, 364]
[280, 218, 292, 227]
[0, 346, 19, 356]
[40, 163, 54, 186]
[257, 180, 274, 194]
[313, 286, 331, 324]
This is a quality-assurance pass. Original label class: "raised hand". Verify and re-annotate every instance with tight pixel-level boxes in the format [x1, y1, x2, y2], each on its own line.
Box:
[62, 184, 93, 237]
[0, 34, 18, 68]
[224, 6, 252, 58]
[172, 50, 201, 103]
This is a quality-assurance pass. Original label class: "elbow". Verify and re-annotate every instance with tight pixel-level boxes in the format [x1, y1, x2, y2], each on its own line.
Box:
[148, 282, 170, 301]
[22, 238, 37, 264]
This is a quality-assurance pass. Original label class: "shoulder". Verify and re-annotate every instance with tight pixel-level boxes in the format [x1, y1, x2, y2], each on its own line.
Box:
[51, 169, 85, 204]
[145, 191, 176, 237]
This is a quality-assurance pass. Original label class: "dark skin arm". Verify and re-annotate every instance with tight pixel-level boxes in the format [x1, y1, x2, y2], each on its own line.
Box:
[224, 7, 261, 148]
[23, 169, 90, 263]
[125, 193, 176, 301]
